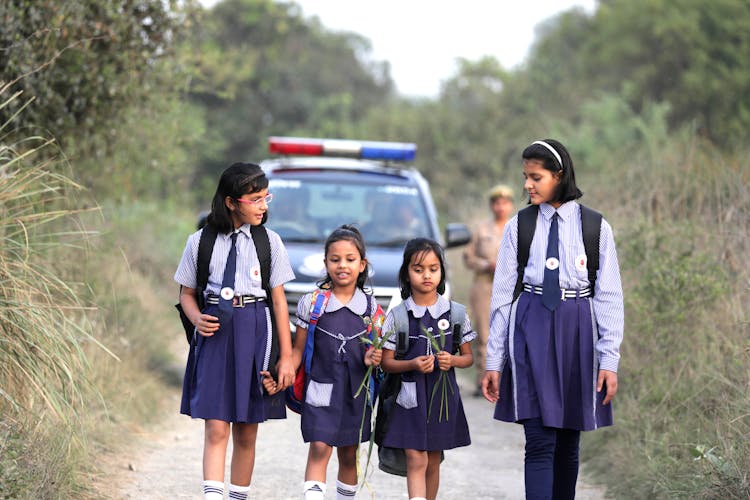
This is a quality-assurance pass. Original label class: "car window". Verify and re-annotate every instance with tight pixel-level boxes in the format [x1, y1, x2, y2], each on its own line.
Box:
[267, 177, 432, 246]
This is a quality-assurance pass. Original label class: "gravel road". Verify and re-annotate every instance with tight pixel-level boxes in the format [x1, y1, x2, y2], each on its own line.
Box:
[113, 359, 609, 500]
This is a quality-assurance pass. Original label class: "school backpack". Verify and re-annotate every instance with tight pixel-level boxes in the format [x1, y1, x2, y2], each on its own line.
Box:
[285, 289, 331, 414]
[513, 204, 603, 301]
[285, 290, 385, 414]
[374, 301, 465, 476]
[174, 224, 278, 376]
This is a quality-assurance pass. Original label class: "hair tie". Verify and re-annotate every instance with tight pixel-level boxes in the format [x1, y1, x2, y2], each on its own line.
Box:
[531, 140, 563, 170]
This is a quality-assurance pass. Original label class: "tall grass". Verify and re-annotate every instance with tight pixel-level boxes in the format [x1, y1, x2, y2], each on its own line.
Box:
[0, 85, 110, 497]
[580, 133, 750, 498]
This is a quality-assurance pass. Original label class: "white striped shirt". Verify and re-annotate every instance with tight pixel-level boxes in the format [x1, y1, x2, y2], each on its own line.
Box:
[174, 224, 295, 298]
[487, 201, 624, 373]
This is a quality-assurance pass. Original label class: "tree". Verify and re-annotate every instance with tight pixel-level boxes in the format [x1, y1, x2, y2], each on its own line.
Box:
[0, 1, 185, 147]
[578, 0, 750, 144]
[183, 0, 394, 182]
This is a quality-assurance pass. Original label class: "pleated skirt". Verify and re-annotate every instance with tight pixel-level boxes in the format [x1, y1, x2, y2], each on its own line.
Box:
[494, 292, 613, 431]
[181, 301, 285, 423]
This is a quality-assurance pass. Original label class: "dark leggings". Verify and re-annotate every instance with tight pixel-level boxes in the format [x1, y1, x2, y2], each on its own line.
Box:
[522, 418, 581, 500]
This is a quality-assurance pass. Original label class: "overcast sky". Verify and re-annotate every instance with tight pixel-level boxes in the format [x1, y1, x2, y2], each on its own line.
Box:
[200, 0, 597, 97]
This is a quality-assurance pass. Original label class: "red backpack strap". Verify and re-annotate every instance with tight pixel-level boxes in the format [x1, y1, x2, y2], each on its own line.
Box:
[366, 295, 386, 342]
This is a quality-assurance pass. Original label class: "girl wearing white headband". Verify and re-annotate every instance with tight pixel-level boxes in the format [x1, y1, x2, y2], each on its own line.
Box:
[483, 138, 624, 499]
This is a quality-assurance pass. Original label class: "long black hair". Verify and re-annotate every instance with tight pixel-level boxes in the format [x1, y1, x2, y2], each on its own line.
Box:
[398, 238, 447, 300]
[206, 162, 269, 233]
[521, 139, 583, 204]
[318, 225, 370, 291]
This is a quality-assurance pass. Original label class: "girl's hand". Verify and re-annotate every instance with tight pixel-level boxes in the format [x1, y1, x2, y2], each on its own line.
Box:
[365, 347, 382, 367]
[276, 354, 296, 390]
[482, 370, 500, 403]
[597, 369, 618, 405]
[413, 355, 435, 374]
[196, 313, 220, 337]
[260, 370, 279, 395]
[436, 351, 453, 371]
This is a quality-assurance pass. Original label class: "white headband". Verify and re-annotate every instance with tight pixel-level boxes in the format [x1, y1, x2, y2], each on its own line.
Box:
[531, 140, 563, 170]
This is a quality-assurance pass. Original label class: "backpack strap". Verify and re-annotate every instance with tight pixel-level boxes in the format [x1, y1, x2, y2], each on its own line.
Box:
[449, 301, 466, 354]
[391, 302, 410, 359]
[195, 224, 219, 308]
[579, 205, 603, 297]
[514, 204, 603, 301]
[249, 225, 278, 376]
[366, 295, 386, 401]
[514, 205, 539, 302]
[250, 225, 272, 292]
[303, 289, 331, 373]
[367, 295, 386, 343]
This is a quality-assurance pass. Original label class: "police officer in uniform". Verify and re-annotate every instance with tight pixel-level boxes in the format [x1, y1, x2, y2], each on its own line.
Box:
[463, 184, 514, 396]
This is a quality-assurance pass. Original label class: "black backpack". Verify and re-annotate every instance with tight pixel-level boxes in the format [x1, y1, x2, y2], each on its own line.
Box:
[175, 224, 278, 375]
[513, 204, 602, 302]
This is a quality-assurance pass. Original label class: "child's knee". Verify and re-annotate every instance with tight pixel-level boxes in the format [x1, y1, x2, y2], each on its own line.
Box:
[426, 451, 441, 473]
[405, 449, 428, 472]
[336, 445, 357, 469]
[205, 421, 230, 446]
[232, 424, 258, 450]
[308, 441, 333, 462]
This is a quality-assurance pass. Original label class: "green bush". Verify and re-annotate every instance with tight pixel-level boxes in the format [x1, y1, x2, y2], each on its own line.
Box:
[581, 136, 750, 499]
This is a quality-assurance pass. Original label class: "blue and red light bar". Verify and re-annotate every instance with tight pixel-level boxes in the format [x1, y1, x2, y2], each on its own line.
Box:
[269, 136, 417, 162]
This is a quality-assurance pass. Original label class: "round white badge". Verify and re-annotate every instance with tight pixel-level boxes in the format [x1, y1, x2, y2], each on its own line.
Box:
[437, 318, 450, 331]
[545, 257, 560, 270]
[220, 287, 234, 300]
[575, 254, 588, 272]
[250, 265, 261, 282]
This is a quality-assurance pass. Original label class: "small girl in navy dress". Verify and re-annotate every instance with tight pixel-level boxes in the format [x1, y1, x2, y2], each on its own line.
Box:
[290, 225, 383, 500]
[380, 238, 475, 500]
[174, 162, 296, 500]
[482, 139, 624, 500]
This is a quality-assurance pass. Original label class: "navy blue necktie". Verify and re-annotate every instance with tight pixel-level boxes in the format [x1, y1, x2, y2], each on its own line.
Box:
[218, 232, 238, 323]
[542, 213, 560, 311]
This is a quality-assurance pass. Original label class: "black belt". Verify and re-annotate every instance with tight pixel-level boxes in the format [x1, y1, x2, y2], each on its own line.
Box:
[206, 294, 265, 307]
[523, 283, 591, 300]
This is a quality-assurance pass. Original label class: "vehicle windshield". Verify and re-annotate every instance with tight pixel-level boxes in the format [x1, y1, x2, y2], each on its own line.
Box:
[266, 177, 432, 246]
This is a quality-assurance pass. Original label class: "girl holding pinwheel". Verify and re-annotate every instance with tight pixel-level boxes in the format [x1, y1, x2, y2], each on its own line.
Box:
[284, 225, 384, 500]
[379, 238, 475, 500]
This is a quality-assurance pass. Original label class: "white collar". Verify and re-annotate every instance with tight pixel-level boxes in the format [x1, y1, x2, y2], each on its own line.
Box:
[324, 288, 369, 316]
[404, 295, 450, 319]
[540, 201, 577, 222]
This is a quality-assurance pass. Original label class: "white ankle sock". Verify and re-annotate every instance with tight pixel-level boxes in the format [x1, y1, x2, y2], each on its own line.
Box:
[303, 480, 326, 500]
[202, 479, 224, 500]
[336, 479, 357, 499]
[229, 482, 251, 500]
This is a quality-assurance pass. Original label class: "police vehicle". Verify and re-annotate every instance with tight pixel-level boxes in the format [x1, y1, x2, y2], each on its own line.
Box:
[261, 136, 470, 320]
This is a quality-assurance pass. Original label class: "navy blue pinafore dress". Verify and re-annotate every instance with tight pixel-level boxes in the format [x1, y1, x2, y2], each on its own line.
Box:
[301, 306, 372, 446]
[381, 310, 471, 451]
[181, 299, 285, 423]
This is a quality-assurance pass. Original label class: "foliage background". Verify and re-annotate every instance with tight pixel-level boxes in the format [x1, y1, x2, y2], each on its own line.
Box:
[1, 0, 748, 497]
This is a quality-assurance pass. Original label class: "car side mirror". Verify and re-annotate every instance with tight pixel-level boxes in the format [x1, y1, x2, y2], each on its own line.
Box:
[444, 223, 471, 248]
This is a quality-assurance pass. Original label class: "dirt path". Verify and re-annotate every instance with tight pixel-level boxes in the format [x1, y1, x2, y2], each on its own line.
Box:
[111, 353, 609, 499]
